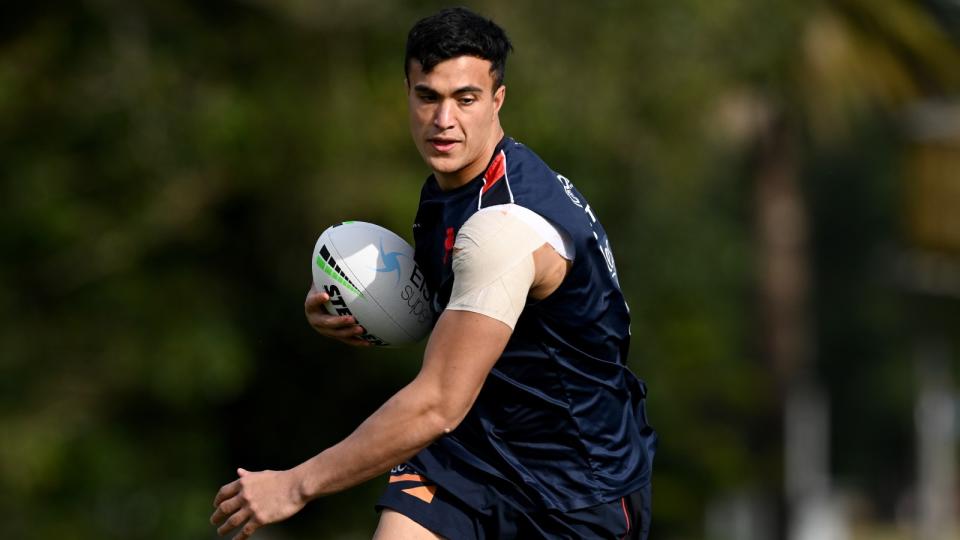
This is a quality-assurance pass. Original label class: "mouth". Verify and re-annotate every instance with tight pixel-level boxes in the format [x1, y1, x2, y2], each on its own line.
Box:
[428, 138, 460, 153]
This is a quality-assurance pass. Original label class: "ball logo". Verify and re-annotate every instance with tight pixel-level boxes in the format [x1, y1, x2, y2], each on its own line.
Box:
[373, 236, 433, 325]
[321, 283, 388, 346]
[402, 265, 434, 325]
[374, 237, 405, 284]
[316, 245, 363, 297]
[312, 221, 434, 346]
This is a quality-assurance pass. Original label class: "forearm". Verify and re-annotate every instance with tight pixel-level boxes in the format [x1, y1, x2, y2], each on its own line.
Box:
[292, 380, 448, 501]
[290, 310, 512, 504]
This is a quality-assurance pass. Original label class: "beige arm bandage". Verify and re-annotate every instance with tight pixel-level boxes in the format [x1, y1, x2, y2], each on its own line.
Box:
[446, 208, 546, 329]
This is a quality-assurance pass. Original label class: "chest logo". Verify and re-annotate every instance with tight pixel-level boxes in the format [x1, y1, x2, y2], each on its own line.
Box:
[442, 227, 456, 265]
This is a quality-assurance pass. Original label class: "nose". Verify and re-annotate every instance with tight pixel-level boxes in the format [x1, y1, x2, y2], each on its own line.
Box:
[433, 99, 455, 130]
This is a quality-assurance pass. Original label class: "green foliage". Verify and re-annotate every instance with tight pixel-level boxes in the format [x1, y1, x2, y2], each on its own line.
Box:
[2, 1, 957, 538]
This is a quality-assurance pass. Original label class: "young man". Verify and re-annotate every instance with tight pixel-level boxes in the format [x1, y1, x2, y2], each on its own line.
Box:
[212, 7, 655, 539]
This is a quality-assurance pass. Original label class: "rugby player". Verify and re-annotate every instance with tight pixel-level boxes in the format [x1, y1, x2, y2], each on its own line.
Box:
[211, 7, 656, 539]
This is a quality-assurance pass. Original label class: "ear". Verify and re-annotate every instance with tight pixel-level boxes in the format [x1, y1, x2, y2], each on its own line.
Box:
[493, 85, 506, 114]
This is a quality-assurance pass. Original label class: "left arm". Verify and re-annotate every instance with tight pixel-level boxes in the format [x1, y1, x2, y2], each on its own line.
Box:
[211, 209, 568, 540]
[297, 308, 513, 497]
[210, 309, 512, 539]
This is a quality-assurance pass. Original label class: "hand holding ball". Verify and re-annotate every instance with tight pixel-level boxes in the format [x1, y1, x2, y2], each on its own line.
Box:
[311, 222, 434, 347]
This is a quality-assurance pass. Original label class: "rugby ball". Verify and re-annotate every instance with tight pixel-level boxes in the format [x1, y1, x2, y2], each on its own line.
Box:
[311, 221, 434, 346]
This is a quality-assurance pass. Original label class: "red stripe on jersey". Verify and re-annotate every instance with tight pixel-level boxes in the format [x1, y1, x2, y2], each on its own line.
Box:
[482, 151, 505, 193]
[442, 227, 455, 264]
[620, 497, 631, 539]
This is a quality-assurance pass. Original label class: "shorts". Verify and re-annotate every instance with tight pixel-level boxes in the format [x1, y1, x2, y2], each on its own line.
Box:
[375, 464, 651, 540]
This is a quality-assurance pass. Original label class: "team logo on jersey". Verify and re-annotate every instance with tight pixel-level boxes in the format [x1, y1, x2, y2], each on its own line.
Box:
[600, 235, 619, 282]
[442, 227, 456, 265]
[556, 174, 583, 208]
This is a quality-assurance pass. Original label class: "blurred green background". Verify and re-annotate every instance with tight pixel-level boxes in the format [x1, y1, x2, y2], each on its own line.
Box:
[3, 1, 960, 538]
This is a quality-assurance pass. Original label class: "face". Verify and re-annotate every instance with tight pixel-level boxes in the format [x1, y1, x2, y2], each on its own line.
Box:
[407, 56, 506, 189]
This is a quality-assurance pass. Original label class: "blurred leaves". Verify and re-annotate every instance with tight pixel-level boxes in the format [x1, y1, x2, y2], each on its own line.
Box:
[1, 1, 958, 538]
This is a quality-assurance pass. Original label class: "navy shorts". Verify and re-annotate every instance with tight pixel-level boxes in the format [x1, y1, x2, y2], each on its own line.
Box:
[375, 464, 651, 540]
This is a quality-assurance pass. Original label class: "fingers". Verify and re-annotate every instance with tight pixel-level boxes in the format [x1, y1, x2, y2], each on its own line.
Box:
[305, 286, 373, 347]
[306, 309, 367, 340]
[327, 324, 366, 339]
[305, 289, 358, 330]
[211, 494, 258, 539]
[340, 336, 374, 348]
[304, 288, 330, 311]
[232, 519, 262, 540]
[214, 479, 241, 508]
[330, 326, 375, 347]
[308, 313, 359, 331]
[216, 506, 252, 536]
[211, 495, 243, 526]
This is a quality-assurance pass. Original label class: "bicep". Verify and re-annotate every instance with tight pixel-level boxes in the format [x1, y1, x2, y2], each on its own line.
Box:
[411, 207, 569, 426]
[446, 207, 543, 329]
[412, 309, 512, 428]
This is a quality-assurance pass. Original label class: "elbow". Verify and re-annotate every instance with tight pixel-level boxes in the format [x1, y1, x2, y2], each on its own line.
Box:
[422, 400, 468, 437]
[413, 386, 470, 438]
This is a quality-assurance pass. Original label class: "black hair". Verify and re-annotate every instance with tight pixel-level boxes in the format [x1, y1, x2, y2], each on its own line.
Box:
[404, 7, 513, 90]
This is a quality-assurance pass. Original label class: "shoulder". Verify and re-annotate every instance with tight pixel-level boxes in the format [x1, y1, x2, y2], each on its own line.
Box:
[454, 207, 545, 269]
[480, 138, 560, 209]
[457, 206, 535, 247]
[501, 138, 557, 180]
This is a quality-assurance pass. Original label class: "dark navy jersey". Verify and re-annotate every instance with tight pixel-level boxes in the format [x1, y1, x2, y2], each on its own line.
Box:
[409, 137, 656, 513]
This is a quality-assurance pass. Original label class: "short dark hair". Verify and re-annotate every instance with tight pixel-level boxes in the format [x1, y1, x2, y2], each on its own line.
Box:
[404, 7, 513, 90]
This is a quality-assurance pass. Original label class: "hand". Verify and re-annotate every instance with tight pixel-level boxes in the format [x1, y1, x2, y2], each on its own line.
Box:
[211, 468, 306, 540]
[304, 285, 372, 347]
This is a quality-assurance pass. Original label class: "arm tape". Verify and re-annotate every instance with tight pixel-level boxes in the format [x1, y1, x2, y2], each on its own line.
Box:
[445, 209, 545, 329]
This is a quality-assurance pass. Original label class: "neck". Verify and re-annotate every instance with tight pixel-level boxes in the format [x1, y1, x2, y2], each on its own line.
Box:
[434, 127, 504, 191]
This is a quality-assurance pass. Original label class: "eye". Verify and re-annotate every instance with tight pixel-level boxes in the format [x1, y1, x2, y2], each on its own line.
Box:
[459, 96, 477, 106]
[418, 93, 438, 103]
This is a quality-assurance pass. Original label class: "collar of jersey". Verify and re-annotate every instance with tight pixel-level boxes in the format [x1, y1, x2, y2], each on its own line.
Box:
[424, 136, 511, 199]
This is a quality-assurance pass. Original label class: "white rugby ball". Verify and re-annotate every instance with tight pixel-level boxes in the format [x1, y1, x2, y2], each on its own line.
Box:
[311, 221, 434, 347]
